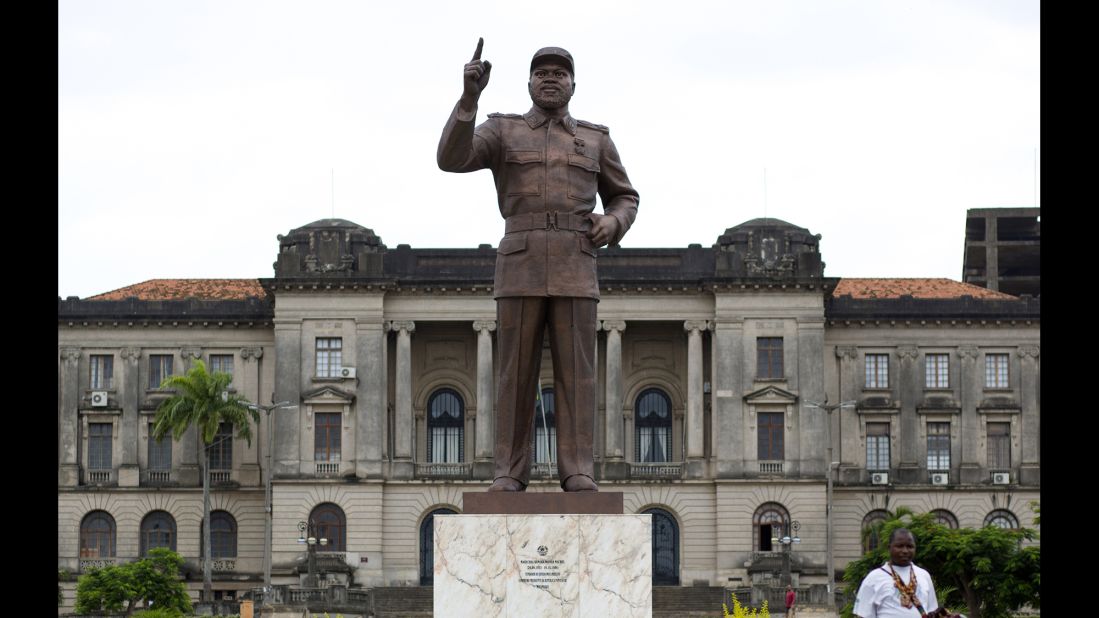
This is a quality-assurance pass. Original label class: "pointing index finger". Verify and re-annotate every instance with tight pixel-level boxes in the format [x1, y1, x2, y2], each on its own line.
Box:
[472, 37, 483, 61]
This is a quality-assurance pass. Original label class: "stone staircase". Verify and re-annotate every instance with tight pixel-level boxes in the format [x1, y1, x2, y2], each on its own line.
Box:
[372, 586, 434, 617]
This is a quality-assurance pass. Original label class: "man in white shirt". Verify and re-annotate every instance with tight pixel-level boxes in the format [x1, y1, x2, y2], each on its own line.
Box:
[854, 528, 941, 618]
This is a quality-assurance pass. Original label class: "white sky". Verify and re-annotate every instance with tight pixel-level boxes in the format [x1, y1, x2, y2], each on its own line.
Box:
[58, 0, 1039, 299]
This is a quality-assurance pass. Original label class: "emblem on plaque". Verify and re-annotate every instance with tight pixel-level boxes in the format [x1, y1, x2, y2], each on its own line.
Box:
[537, 545, 548, 556]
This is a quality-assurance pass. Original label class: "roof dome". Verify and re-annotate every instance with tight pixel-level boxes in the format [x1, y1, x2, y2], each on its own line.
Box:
[274, 219, 385, 277]
[715, 217, 824, 280]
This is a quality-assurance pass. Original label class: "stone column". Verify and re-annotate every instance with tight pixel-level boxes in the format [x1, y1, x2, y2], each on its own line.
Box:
[834, 346, 859, 483]
[601, 320, 626, 469]
[957, 346, 981, 484]
[177, 347, 204, 485]
[59, 348, 82, 486]
[356, 321, 388, 479]
[797, 319, 826, 476]
[1017, 345, 1040, 485]
[391, 321, 416, 478]
[684, 321, 708, 476]
[896, 345, 920, 483]
[273, 322, 302, 478]
[712, 318, 745, 477]
[238, 347, 264, 486]
[472, 321, 496, 478]
[118, 347, 141, 487]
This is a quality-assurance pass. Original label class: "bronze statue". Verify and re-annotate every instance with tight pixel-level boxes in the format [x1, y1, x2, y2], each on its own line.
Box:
[438, 39, 639, 492]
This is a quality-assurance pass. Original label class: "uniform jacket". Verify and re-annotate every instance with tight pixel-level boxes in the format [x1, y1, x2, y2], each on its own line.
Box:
[438, 103, 639, 299]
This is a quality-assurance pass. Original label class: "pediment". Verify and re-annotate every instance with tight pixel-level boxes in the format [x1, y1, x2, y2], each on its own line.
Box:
[743, 385, 799, 404]
[302, 385, 356, 405]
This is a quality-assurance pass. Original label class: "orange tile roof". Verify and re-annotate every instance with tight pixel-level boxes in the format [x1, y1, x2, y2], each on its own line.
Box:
[833, 278, 1018, 300]
[87, 279, 266, 301]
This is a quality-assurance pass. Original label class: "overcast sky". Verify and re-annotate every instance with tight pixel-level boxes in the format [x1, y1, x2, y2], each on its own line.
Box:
[58, 0, 1039, 299]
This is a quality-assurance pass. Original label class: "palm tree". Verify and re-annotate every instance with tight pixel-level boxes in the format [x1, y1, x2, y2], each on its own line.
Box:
[151, 359, 259, 602]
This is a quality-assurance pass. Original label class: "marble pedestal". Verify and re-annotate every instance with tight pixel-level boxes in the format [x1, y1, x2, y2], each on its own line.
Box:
[435, 514, 652, 617]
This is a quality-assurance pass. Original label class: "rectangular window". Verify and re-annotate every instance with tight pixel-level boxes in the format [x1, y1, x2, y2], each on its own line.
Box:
[209, 354, 234, 387]
[866, 422, 890, 470]
[314, 413, 342, 462]
[985, 353, 1009, 388]
[148, 423, 172, 471]
[90, 355, 114, 389]
[987, 422, 1011, 468]
[757, 337, 784, 379]
[925, 354, 949, 388]
[865, 354, 889, 388]
[209, 423, 233, 470]
[757, 412, 785, 460]
[316, 338, 343, 378]
[927, 422, 950, 470]
[209, 354, 234, 376]
[89, 423, 112, 470]
[149, 355, 173, 389]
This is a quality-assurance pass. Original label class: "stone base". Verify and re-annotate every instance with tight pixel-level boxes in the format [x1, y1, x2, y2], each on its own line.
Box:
[117, 465, 140, 487]
[463, 491, 623, 514]
[435, 514, 651, 617]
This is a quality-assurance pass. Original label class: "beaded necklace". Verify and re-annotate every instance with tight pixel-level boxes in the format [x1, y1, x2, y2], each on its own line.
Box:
[881, 563, 929, 617]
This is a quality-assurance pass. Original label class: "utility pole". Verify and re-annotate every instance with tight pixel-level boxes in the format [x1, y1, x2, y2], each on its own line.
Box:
[804, 398, 855, 596]
[245, 398, 296, 600]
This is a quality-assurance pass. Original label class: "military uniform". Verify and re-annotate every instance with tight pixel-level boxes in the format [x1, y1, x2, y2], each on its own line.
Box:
[438, 101, 639, 488]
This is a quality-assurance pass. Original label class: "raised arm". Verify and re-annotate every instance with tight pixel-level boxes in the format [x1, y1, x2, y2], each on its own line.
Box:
[438, 38, 495, 172]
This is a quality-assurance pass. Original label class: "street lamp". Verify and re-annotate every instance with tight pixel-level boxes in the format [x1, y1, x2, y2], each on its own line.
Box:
[244, 398, 297, 595]
[804, 397, 855, 596]
[297, 520, 329, 588]
[773, 520, 800, 587]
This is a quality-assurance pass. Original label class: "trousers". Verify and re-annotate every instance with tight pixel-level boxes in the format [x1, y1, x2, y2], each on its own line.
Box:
[494, 296, 597, 486]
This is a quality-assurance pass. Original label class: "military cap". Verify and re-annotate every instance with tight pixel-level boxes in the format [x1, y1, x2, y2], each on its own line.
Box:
[530, 47, 574, 75]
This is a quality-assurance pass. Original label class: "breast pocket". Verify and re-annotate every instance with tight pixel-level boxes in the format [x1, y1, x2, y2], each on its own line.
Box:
[567, 154, 600, 203]
[505, 150, 544, 196]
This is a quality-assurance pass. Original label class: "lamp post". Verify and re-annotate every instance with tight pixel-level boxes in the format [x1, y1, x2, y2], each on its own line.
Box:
[774, 520, 800, 587]
[804, 398, 855, 596]
[244, 398, 296, 597]
[297, 520, 329, 588]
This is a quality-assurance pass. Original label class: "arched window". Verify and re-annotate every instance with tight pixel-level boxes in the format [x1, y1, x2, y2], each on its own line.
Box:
[428, 389, 464, 463]
[532, 388, 556, 464]
[140, 511, 176, 555]
[753, 502, 790, 552]
[310, 503, 346, 551]
[80, 511, 116, 558]
[419, 507, 457, 585]
[644, 508, 680, 585]
[930, 509, 959, 529]
[205, 511, 237, 558]
[635, 388, 672, 463]
[861, 509, 890, 553]
[984, 509, 1019, 529]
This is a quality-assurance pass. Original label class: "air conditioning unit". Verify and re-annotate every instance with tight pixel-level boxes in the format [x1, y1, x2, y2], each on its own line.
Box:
[871, 472, 889, 485]
[340, 367, 356, 379]
[91, 391, 109, 407]
[992, 472, 1010, 485]
[930, 473, 948, 486]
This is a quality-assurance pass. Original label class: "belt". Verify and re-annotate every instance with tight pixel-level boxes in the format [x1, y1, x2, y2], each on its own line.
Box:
[505, 211, 593, 234]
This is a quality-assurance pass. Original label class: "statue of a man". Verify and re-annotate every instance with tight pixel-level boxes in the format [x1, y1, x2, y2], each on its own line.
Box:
[438, 39, 639, 492]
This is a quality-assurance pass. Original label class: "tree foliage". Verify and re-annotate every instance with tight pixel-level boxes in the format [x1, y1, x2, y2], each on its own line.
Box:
[151, 359, 259, 601]
[74, 548, 191, 617]
[841, 510, 1039, 618]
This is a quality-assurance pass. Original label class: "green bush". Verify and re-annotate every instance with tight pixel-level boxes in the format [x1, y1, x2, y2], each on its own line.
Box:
[75, 548, 192, 616]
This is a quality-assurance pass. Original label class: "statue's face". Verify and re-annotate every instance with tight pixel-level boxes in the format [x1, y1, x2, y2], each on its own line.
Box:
[528, 62, 575, 109]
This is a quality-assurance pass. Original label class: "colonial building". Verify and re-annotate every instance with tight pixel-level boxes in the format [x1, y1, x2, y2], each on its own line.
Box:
[57, 215, 1040, 610]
